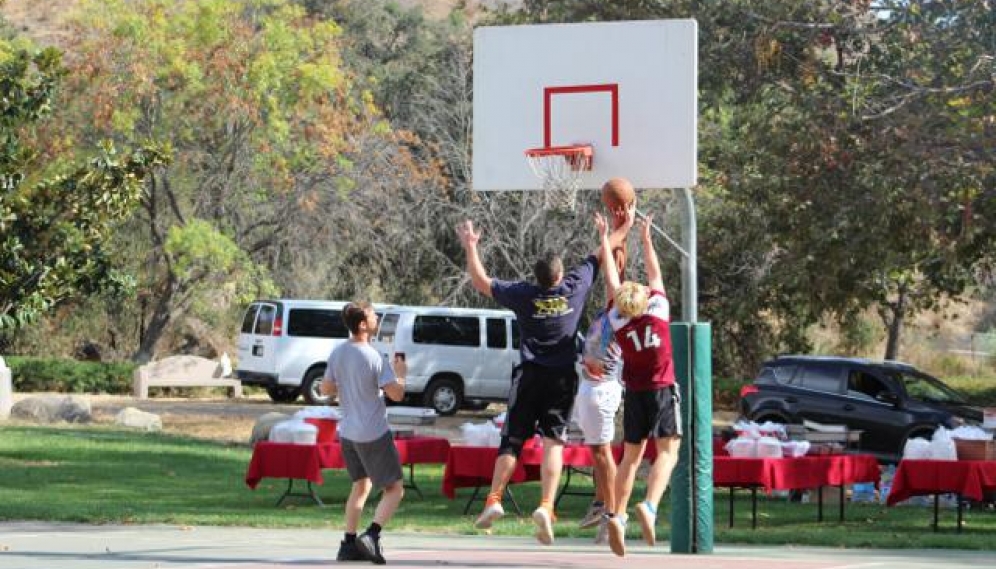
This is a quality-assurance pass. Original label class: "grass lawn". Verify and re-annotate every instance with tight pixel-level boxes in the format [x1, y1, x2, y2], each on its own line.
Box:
[1, 424, 994, 550]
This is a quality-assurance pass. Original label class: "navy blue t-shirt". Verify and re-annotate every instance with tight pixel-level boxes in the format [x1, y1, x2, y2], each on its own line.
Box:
[491, 254, 599, 369]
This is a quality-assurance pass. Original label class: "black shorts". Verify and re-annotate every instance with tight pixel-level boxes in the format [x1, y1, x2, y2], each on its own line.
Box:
[622, 385, 682, 444]
[340, 431, 403, 489]
[501, 362, 578, 453]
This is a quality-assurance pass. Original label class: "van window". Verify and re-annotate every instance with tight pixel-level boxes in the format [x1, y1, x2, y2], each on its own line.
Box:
[511, 321, 520, 349]
[413, 315, 480, 347]
[241, 305, 260, 333]
[486, 318, 507, 349]
[287, 308, 348, 338]
[378, 313, 399, 343]
[255, 305, 276, 335]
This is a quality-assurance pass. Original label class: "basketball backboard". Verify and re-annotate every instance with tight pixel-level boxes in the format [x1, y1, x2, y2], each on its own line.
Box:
[472, 20, 698, 191]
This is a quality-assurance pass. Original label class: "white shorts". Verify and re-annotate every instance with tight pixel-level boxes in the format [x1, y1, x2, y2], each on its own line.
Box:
[573, 379, 623, 445]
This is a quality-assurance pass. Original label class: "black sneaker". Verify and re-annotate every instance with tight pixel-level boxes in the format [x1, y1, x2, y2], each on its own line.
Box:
[336, 540, 364, 562]
[356, 532, 386, 565]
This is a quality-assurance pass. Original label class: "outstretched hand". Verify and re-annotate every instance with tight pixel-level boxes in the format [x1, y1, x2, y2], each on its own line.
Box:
[594, 212, 609, 240]
[455, 220, 481, 248]
[639, 213, 653, 241]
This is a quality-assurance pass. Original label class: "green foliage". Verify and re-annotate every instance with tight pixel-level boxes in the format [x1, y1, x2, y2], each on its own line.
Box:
[0, 40, 169, 331]
[5, 356, 135, 393]
[164, 219, 277, 308]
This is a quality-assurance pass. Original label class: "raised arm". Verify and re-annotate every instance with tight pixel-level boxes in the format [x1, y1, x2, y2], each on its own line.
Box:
[640, 214, 664, 292]
[382, 355, 407, 402]
[594, 213, 621, 300]
[456, 220, 493, 298]
[591, 202, 635, 263]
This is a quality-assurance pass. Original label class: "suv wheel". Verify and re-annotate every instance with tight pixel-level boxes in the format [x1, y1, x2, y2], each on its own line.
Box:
[266, 385, 300, 403]
[424, 377, 463, 416]
[302, 368, 332, 405]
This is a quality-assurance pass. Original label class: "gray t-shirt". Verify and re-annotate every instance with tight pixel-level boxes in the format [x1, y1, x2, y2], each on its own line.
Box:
[323, 341, 396, 443]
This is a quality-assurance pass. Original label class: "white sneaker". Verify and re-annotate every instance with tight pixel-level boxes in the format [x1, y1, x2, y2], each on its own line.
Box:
[635, 501, 657, 546]
[607, 515, 626, 557]
[532, 507, 554, 545]
[474, 502, 505, 530]
[579, 502, 605, 529]
[594, 518, 608, 544]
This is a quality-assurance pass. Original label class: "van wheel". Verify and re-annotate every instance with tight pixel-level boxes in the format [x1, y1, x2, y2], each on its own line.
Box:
[266, 386, 300, 403]
[302, 368, 332, 405]
[424, 377, 462, 416]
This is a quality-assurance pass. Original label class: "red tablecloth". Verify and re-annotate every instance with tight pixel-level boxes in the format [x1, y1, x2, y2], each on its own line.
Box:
[714, 454, 881, 493]
[442, 445, 541, 499]
[441, 439, 660, 499]
[887, 459, 996, 505]
[245, 436, 450, 489]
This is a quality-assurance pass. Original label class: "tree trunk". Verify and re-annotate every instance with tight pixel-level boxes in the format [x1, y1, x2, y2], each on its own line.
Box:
[133, 286, 175, 363]
[883, 287, 908, 361]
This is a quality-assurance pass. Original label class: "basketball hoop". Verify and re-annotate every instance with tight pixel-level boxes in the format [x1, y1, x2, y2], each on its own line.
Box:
[524, 144, 593, 211]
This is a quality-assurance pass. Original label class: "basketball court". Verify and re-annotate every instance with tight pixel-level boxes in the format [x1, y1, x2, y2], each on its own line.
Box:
[2, 522, 993, 569]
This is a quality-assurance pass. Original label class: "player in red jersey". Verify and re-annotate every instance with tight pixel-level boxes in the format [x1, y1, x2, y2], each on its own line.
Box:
[593, 212, 682, 557]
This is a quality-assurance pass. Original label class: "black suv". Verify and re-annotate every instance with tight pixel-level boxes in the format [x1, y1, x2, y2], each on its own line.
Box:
[739, 355, 983, 463]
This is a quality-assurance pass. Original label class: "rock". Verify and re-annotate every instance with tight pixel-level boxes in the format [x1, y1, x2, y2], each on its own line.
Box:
[11, 395, 92, 424]
[251, 412, 291, 445]
[115, 407, 163, 432]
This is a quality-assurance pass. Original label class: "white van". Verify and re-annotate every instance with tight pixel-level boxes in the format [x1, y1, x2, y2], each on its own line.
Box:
[236, 299, 379, 404]
[372, 305, 520, 415]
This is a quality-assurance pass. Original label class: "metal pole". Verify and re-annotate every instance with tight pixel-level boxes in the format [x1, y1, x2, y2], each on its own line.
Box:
[680, 187, 698, 323]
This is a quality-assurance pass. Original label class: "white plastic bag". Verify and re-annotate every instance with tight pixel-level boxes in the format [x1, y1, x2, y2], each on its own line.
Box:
[929, 428, 958, 461]
[461, 422, 500, 446]
[725, 437, 757, 458]
[903, 437, 931, 460]
[756, 436, 784, 458]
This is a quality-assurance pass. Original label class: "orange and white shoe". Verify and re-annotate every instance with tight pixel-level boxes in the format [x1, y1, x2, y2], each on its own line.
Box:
[532, 507, 555, 545]
[474, 502, 505, 530]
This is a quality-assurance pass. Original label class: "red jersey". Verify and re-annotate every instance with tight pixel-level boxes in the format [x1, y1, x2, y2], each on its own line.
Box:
[608, 289, 674, 391]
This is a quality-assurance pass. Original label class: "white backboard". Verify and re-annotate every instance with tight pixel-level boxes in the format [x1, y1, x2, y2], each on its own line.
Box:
[472, 19, 698, 191]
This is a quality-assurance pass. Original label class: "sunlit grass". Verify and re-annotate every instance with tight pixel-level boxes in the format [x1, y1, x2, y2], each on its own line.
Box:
[1, 424, 994, 549]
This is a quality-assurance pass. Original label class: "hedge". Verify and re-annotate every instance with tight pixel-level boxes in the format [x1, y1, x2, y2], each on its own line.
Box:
[3, 356, 136, 394]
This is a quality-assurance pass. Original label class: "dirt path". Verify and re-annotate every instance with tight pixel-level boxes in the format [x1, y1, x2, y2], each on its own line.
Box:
[13, 393, 496, 444]
[12, 393, 737, 445]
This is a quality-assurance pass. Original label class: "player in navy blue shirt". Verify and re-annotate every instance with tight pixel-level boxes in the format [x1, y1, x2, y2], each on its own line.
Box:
[456, 210, 633, 545]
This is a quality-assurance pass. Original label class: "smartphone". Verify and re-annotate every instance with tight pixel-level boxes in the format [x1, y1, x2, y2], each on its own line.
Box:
[394, 352, 406, 362]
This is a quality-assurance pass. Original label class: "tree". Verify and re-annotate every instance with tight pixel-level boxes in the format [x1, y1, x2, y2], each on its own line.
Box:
[504, 0, 996, 368]
[0, 42, 167, 332]
[40, 0, 451, 360]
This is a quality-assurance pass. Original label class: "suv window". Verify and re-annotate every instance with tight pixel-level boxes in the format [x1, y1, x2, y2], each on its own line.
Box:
[255, 304, 276, 335]
[799, 364, 843, 393]
[760, 364, 798, 384]
[241, 305, 259, 333]
[413, 315, 480, 347]
[892, 370, 967, 404]
[486, 318, 507, 349]
[287, 308, 348, 338]
[377, 313, 400, 343]
[847, 370, 889, 400]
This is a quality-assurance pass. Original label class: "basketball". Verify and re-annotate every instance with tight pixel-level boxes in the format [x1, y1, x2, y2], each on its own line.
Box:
[601, 177, 635, 210]
[601, 178, 635, 229]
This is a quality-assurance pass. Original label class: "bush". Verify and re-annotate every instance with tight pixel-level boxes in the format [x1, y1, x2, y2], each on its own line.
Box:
[5, 356, 135, 394]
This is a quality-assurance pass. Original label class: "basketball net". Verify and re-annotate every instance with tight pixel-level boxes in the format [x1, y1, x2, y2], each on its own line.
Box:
[524, 144, 593, 212]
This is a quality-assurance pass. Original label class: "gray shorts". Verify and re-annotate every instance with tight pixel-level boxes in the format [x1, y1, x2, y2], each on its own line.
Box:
[340, 431, 403, 489]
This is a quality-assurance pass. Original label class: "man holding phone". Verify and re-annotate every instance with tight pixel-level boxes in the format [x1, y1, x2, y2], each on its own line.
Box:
[321, 301, 407, 565]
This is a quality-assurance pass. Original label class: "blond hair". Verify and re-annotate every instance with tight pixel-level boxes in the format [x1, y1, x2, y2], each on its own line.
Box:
[614, 281, 649, 318]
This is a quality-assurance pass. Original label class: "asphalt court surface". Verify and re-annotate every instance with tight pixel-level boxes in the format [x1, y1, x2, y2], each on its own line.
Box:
[2, 523, 995, 569]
